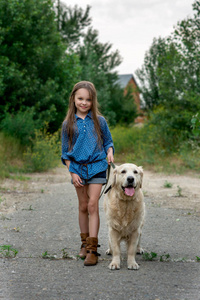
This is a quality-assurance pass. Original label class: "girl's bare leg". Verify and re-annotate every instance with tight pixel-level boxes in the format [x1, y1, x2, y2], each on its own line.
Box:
[87, 184, 102, 237]
[75, 186, 89, 233]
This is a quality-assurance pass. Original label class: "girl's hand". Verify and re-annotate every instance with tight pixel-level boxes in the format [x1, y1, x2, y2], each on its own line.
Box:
[71, 173, 83, 188]
[107, 147, 114, 165]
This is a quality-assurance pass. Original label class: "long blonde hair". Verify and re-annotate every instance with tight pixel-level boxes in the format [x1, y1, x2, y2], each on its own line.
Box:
[64, 81, 102, 150]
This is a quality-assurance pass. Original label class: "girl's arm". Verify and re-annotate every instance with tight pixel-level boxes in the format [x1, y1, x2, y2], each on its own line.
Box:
[61, 121, 70, 165]
[62, 123, 83, 187]
[107, 147, 114, 164]
[99, 116, 115, 156]
[64, 160, 83, 187]
[64, 159, 70, 169]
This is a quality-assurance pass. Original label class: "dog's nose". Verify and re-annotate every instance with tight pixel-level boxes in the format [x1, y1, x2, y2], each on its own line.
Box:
[127, 176, 134, 184]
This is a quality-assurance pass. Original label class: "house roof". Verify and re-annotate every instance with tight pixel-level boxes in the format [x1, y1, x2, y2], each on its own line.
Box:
[116, 74, 138, 89]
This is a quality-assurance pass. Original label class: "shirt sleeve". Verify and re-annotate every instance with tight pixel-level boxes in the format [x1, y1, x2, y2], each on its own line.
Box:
[61, 121, 70, 165]
[99, 116, 115, 154]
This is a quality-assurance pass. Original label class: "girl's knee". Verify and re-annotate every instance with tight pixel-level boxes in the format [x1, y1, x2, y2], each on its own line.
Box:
[88, 200, 99, 215]
[79, 203, 88, 214]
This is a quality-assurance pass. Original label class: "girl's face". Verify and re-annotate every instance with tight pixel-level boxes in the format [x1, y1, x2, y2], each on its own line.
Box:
[74, 88, 92, 118]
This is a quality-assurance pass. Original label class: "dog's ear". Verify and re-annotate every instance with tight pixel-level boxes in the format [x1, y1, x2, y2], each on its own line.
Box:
[138, 166, 143, 188]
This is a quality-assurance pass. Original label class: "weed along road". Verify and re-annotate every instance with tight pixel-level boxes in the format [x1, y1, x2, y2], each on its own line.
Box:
[0, 168, 200, 299]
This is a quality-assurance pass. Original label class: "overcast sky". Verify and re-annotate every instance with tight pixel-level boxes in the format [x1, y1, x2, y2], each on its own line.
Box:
[62, 0, 194, 75]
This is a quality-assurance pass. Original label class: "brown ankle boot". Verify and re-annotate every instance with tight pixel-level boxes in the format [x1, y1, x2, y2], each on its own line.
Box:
[79, 233, 89, 259]
[84, 237, 100, 266]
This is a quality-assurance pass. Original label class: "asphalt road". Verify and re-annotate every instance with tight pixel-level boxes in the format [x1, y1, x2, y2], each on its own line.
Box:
[0, 180, 200, 300]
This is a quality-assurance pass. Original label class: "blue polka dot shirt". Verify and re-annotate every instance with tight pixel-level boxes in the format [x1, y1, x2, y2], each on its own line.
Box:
[61, 111, 114, 179]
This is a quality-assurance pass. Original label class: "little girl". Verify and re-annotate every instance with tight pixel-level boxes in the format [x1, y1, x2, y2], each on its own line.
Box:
[61, 81, 114, 266]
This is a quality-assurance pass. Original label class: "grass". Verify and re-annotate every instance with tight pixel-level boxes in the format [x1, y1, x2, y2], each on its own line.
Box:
[0, 195, 5, 204]
[9, 175, 31, 181]
[41, 249, 76, 260]
[13, 227, 20, 232]
[0, 245, 18, 258]
[22, 205, 34, 211]
[0, 130, 60, 180]
[160, 253, 171, 262]
[111, 125, 200, 174]
[142, 252, 199, 263]
[24, 129, 61, 172]
[0, 125, 200, 180]
[142, 251, 157, 261]
[42, 251, 57, 260]
[163, 181, 173, 188]
[0, 132, 25, 179]
[176, 185, 183, 197]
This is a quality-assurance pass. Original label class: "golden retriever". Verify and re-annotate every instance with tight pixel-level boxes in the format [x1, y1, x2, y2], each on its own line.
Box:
[103, 163, 145, 270]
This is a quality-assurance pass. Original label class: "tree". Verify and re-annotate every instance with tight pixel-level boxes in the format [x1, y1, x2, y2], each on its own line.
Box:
[55, 1, 91, 47]
[173, 0, 200, 96]
[56, 3, 137, 126]
[77, 27, 122, 124]
[135, 0, 200, 149]
[0, 0, 81, 132]
[135, 37, 167, 111]
[109, 84, 138, 125]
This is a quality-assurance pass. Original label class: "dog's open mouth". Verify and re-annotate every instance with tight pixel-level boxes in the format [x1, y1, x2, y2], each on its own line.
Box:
[122, 186, 135, 197]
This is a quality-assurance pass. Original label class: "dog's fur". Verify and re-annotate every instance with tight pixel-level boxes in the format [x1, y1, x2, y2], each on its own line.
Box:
[103, 163, 145, 270]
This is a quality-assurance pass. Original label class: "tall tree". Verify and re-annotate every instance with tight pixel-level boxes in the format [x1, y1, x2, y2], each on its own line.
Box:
[135, 0, 200, 148]
[56, 3, 137, 126]
[55, 1, 92, 47]
[0, 0, 81, 132]
[135, 37, 167, 111]
[77, 27, 122, 124]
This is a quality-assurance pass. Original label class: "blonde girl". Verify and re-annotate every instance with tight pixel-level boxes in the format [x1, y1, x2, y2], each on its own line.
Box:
[61, 81, 114, 266]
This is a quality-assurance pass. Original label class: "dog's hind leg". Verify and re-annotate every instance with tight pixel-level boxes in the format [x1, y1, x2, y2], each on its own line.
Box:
[136, 231, 144, 254]
[136, 223, 144, 254]
[106, 239, 112, 255]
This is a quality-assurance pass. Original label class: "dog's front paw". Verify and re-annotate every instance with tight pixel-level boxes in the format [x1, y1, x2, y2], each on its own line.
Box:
[137, 247, 144, 254]
[127, 261, 140, 270]
[106, 248, 112, 255]
[109, 261, 120, 270]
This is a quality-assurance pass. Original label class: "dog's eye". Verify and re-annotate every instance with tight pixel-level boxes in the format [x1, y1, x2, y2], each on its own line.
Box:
[134, 170, 138, 174]
[121, 170, 126, 174]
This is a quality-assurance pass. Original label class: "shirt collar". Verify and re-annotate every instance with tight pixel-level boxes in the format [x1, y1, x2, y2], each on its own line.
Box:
[87, 110, 92, 118]
[75, 110, 92, 120]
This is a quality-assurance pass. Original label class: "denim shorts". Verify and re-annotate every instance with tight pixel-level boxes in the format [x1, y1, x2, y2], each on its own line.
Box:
[71, 171, 107, 185]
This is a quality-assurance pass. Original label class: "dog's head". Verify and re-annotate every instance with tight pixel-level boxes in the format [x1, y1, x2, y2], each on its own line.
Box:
[112, 163, 143, 198]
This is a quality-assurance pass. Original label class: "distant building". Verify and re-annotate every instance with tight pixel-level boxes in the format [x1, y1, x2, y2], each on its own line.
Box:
[116, 74, 140, 111]
[117, 74, 145, 123]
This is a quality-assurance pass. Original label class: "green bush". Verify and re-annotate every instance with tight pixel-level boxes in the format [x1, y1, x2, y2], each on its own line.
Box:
[191, 113, 200, 144]
[146, 107, 191, 153]
[24, 129, 61, 172]
[0, 131, 24, 178]
[179, 140, 200, 171]
[111, 125, 153, 164]
[0, 109, 39, 145]
[111, 125, 200, 173]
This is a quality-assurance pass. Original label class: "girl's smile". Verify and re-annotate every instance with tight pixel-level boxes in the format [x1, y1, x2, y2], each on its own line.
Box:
[74, 88, 92, 118]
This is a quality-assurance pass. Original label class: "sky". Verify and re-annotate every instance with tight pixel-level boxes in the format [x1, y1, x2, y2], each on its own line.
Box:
[62, 0, 194, 75]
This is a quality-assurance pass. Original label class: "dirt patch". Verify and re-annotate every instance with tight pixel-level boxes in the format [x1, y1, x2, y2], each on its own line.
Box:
[143, 171, 200, 214]
[0, 166, 200, 215]
[0, 167, 70, 214]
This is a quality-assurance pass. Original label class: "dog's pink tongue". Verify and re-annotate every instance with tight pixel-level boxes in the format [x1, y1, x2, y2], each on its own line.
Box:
[125, 187, 135, 196]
